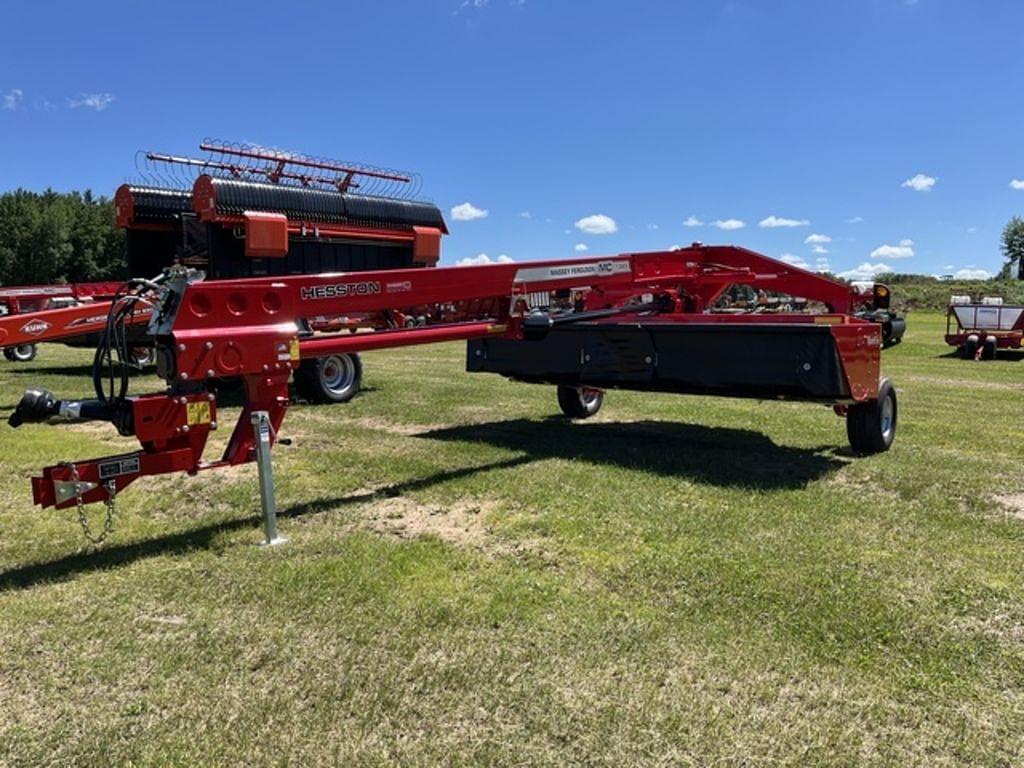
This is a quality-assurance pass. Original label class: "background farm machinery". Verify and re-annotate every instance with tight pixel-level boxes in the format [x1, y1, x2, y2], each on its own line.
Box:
[945, 295, 1024, 359]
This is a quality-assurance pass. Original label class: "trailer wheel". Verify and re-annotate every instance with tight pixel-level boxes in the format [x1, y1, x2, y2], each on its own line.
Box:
[294, 353, 362, 404]
[3, 344, 38, 362]
[557, 385, 604, 419]
[982, 336, 997, 360]
[846, 378, 897, 455]
[964, 335, 979, 359]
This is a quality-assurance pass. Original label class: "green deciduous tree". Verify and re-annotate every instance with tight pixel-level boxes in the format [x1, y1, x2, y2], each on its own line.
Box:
[1000, 215, 1024, 280]
[0, 189, 125, 286]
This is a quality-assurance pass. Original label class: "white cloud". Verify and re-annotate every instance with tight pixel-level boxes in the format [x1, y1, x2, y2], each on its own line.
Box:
[2, 88, 23, 110]
[1011, 179, 1024, 191]
[574, 243, 588, 252]
[574, 214, 618, 235]
[682, 215, 703, 227]
[954, 268, 993, 280]
[847, 216, 864, 224]
[870, 239, 914, 259]
[68, 93, 115, 111]
[711, 218, 745, 231]
[450, 202, 489, 221]
[804, 233, 831, 245]
[519, 211, 531, 219]
[780, 253, 809, 269]
[811, 245, 829, 255]
[901, 173, 936, 192]
[759, 215, 809, 228]
[456, 253, 513, 266]
[647, 223, 659, 231]
[838, 262, 895, 281]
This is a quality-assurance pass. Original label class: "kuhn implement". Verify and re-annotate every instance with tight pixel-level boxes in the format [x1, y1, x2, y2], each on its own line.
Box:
[8, 243, 898, 519]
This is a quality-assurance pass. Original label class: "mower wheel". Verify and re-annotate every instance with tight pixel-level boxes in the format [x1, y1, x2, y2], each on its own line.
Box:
[846, 378, 897, 455]
[294, 353, 362, 404]
[557, 385, 604, 419]
[3, 344, 38, 362]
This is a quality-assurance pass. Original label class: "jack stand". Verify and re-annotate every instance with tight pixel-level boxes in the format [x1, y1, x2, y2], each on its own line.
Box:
[252, 410, 287, 546]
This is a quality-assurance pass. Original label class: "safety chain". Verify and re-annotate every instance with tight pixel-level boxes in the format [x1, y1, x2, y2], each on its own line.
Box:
[63, 462, 117, 545]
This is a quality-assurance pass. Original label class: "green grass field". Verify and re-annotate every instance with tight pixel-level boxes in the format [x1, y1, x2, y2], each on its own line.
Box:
[1, 312, 1022, 766]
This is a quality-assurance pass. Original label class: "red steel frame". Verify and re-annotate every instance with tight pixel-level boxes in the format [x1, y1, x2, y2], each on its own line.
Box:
[18, 245, 885, 510]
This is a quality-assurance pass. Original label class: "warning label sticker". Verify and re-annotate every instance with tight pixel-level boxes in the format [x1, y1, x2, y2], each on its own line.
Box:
[186, 401, 212, 425]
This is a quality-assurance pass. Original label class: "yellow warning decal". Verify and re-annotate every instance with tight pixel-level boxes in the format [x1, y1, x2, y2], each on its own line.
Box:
[289, 338, 301, 362]
[186, 401, 212, 426]
[813, 315, 843, 325]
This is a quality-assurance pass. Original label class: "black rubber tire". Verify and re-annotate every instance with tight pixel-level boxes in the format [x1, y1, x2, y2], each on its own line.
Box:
[557, 385, 604, 419]
[3, 344, 37, 362]
[294, 353, 362, 404]
[982, 337, 997, 360]
[846, 378, 897, 455]
[964, 336, 979, 359]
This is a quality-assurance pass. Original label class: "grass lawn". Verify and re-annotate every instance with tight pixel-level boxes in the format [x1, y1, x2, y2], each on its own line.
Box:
[1, 311, 1022, 766]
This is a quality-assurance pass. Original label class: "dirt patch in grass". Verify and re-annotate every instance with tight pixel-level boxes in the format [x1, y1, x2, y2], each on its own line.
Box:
[995, 493, 1024, 520]
[361, 496, 546, 560]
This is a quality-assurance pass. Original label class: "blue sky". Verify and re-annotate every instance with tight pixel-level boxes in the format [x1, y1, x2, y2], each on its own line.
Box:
[1, 0, 1022, 280]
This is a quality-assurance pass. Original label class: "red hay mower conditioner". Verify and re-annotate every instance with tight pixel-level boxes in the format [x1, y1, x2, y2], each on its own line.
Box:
[0, 141, 899, 536]
[5, 243, 898, 520]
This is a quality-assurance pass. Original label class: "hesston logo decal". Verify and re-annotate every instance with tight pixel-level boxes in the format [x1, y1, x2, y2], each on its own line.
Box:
[19, 319, 51, 336]
[63, 307, 152, 330]
[300, 281, 382, 301]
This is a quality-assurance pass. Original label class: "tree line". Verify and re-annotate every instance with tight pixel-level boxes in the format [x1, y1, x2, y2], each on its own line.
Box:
[0, 189, 126, 287]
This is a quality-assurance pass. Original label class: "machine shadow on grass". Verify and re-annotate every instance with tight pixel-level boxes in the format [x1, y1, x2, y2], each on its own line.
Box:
[420, 418, 848, 491]
[0, 456, 532, 592]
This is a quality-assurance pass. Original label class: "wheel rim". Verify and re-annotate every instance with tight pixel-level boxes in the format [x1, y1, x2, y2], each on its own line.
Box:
[320, 354, 356, 395]
[880, 394, 895, 441]
[580, 388, 601, 406]
[12, 345, 34, 361]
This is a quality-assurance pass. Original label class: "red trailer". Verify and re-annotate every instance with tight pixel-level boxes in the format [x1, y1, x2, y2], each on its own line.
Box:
[945, 297, 1024, 359]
